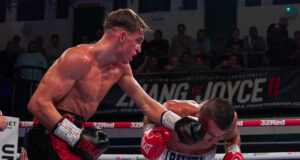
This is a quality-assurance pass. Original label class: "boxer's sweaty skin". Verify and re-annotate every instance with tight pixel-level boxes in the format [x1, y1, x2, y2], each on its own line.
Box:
[28, 27, 166, 132]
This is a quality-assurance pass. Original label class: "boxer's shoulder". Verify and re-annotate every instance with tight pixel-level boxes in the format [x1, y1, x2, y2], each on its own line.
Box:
[164, 100, 198, 109]
[163, 100, 199, 117]
[64, 45, 92, 60]
[57, 47, 93, 75]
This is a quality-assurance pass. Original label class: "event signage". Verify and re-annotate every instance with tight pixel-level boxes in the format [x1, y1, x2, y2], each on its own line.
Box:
[0, 116, 19, 160]
[96, 68, 300, 115]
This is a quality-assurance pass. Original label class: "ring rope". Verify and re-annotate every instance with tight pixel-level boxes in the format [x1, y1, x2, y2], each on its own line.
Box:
[19, 119, 300, 129]
[99, 152, 300, 160]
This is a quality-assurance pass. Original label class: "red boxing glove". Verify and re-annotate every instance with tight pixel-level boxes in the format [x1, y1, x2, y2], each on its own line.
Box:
[223, 144, 244, 160]
[140, 125, 172, 160]
[223, 152, 244, 160]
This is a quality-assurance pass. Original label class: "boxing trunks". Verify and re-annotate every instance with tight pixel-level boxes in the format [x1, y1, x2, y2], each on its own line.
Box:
[157, 147, 217, 160]
[22, 110, 85, 160]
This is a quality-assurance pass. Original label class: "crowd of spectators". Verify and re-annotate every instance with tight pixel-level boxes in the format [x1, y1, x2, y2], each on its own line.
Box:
[0, 28, 106, 118]
[0, 16, 299, 120]
[131, 17, 299, 74]
[0, 16, 299, 80]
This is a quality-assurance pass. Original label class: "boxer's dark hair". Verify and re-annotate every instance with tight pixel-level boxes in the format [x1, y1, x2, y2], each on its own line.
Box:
[104, 8, 150, 33]
[199, 98, 235, 130]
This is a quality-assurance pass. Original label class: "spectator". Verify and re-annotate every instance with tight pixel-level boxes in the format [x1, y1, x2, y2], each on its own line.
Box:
[230, 43, 245, 67]
[243, 26, 267, 68]
[266, 16, 290, 67]
[35, 35, 45, 55]
[0, 110, 8, 131]
[163, 55, 185, 72]
[210, 30, 228, 54]
[148, 29, 169, 57]
[96, 28, 104, 40]
[215, 55, 244, 70]
[231, 43, 242, 55]
[227, 28, 243, 51]
[148, 29, 169, 69]
[14, 40, 48, 81]
[0, 42, 17, 78]
[170, 23, 192, 57]
[13, 41, 48, 118]
[91, 28, 104, 43]
[180, 51, 192, 70]
[210, 30, 229, 67]
[45, 34, 64, 66]
[134, 56, 161, 74]
[279, 16, 289, 36]
[189, 55, 210, 71]
[288, 30, 300, 66]
[191, 29, 211, 57]
[243, 26, 266, 52]
[11, 35, 25, 56]
[81, 34, 91, 44]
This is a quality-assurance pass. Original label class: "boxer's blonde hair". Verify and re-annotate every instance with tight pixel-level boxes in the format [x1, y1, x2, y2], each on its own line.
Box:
[104, 8, 150, 33]
[199, 98, 235, 130]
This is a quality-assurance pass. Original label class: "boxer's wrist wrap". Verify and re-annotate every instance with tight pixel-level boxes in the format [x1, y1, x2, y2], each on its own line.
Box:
[143, 124, 156, 132]
[53, 118, 82, 147]
[161, 111, 181, 130]
[226, 144, 241, 153]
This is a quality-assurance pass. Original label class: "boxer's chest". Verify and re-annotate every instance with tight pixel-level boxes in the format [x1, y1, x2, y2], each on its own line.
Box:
[75, 64, 123, 102]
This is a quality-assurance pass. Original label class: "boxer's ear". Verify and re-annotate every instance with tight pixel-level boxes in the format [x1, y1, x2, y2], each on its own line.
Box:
[119, 31, 126, 42]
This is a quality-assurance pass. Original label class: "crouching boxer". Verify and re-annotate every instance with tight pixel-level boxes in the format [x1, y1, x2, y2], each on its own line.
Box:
[141, 98, 244, 160]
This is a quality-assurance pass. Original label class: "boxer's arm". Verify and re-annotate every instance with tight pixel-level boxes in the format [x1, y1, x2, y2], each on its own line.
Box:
[119, 70, 206, 145]
[223, 113, 241, 150]
[223, 113, 244, 160]
[27, 49, 91, 131]
[118, 65, 167, 124]
[224, 127, 241, 152]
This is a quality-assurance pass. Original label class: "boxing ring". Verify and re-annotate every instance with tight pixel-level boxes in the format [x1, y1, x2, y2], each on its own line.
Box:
[18, 119, 300, 159]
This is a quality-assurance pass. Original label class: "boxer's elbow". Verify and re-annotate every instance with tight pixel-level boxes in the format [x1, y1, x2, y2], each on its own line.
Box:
[27, 96, 48, 115]
[27, 98, 39, 115]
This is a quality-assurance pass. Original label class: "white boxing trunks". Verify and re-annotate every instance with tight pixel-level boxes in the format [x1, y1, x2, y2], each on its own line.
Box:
[157, 147, 217, 160]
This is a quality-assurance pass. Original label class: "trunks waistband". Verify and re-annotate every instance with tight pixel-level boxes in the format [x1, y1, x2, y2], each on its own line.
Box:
[33, 109, 85, 129]
[161, 148, 216, 160]
[58, 110, 85, 128]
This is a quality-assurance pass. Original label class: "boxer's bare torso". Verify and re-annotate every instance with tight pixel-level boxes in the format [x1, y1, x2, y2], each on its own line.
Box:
[28, 27, 169, 131]
[54, 44, 127, 119]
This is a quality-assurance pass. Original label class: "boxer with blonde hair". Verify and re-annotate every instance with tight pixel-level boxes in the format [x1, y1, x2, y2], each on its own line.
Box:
[22, 8, 206, 160]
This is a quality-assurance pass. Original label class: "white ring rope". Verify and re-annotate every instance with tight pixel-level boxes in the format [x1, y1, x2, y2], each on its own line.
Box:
[19, 119, 300, 129]
[99, 152, 300, 160]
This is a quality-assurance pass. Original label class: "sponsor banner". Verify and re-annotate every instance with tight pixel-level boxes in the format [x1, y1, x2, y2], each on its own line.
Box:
[96, 68, 300, 115]
[0, 116, 19, 160]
